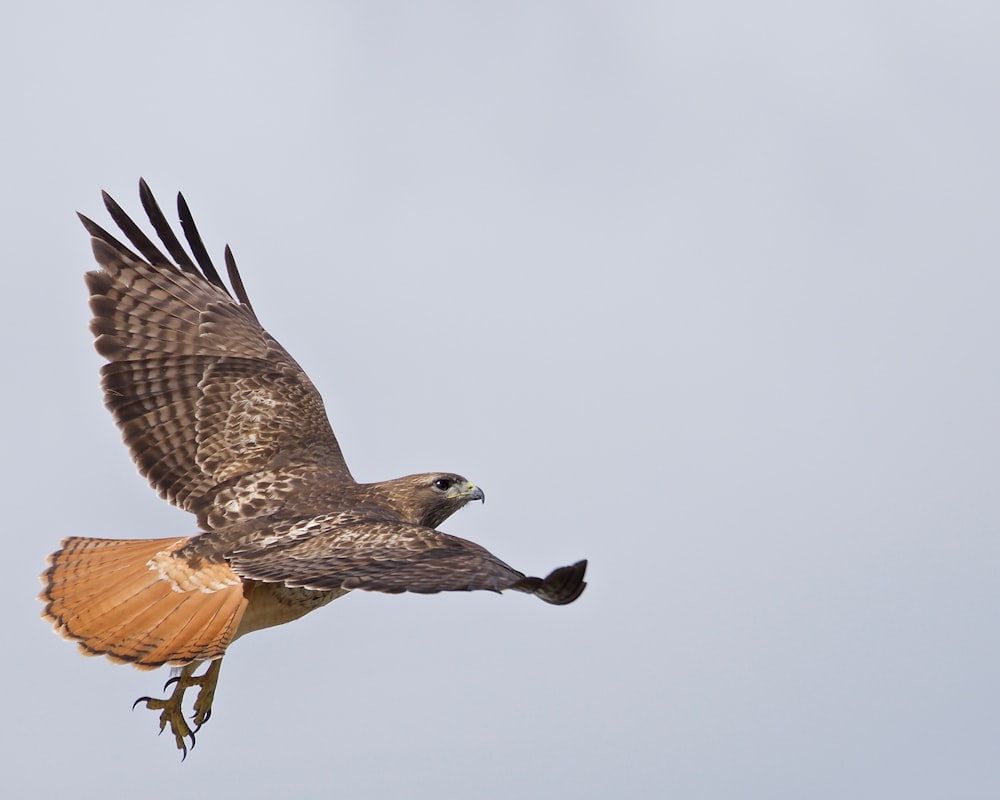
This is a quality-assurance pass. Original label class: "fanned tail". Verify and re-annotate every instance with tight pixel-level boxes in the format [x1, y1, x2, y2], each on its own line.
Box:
[40, 536, 248, 669]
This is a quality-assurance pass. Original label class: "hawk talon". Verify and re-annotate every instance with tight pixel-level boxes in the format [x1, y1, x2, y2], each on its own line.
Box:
[132, 692, 197, 757]
[130, 660, 221, 758]
[193, 706, 212, 726]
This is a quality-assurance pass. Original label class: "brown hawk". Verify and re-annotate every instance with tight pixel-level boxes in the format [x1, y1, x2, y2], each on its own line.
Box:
[39, 180, 587, 757]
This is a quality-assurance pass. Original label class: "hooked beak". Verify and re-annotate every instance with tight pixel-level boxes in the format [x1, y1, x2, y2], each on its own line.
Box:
[467, 484, 485, 504]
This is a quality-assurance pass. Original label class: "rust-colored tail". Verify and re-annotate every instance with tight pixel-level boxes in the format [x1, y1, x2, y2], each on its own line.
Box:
[40, 536, 248, 669]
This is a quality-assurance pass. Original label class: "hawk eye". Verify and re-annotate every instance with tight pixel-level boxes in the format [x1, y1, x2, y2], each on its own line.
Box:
[433, 478, 452, 491]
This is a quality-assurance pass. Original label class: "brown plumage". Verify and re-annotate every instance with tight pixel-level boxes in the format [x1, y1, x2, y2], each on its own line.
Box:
[40, 180, 587, 756]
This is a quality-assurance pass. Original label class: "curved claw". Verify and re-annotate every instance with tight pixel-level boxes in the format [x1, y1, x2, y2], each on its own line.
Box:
[130, 659, 223, 756]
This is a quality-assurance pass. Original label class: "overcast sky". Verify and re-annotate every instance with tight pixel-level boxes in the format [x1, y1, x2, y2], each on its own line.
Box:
[2, 2, 998, 797]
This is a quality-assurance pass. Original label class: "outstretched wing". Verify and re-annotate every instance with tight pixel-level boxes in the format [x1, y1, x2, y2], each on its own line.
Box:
[218, 514, 587, 605]
[81, 180, 353, 530]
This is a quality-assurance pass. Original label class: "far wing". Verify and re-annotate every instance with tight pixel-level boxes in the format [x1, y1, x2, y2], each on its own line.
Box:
[222, 515, 587, 605]
[81, 180, 353, 530]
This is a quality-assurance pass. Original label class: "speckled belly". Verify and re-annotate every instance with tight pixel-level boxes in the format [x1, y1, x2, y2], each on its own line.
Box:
[233, 580, 347, 640]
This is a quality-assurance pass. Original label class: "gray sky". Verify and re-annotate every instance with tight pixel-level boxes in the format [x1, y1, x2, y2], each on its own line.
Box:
[3, 1, 998, 797]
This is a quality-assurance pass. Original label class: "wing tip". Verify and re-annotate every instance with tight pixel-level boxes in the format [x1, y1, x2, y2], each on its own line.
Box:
[82, 180, 255, 310]
[516, 559, 588, 605]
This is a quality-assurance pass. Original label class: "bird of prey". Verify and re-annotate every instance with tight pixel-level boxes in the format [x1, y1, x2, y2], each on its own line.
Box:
[39, 180, 587, 757]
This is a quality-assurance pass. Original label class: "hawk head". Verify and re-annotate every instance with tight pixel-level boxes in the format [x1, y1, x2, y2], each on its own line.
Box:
[372, 472, 485, 529]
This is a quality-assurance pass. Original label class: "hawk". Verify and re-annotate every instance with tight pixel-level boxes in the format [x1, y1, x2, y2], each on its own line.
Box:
[40, 181, 587, 757]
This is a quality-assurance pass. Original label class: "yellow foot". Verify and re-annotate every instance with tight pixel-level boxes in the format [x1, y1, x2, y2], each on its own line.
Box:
[133, 659, 223, 758]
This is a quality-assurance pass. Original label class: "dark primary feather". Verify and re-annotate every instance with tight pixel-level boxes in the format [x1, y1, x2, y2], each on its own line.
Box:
[138, 178, 201, 276]
[177, 190, 229, 294]
[224, 245, 255, 312]
[512, 560, 588, 605]
[100, 190, 173, 269]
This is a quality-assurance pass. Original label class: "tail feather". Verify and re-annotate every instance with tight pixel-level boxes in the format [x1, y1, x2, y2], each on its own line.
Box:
[41, 536, 248, 668]
[43, 538, 188, 635]
[135, 582, 246, 665]
[50, 549, 175, 615]
[81, 580, 188, 657]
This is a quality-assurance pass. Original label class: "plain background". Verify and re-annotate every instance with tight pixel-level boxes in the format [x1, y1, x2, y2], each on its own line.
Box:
[3, 2, 998, 797]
